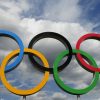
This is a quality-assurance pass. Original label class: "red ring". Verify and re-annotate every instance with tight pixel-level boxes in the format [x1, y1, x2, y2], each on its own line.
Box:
[76, 33, 100, 72]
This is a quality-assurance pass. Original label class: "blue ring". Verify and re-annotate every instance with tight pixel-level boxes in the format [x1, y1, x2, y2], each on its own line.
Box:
[0, 30, 24, 72]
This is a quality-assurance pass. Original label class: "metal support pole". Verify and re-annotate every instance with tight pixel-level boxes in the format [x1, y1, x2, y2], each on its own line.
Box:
[23, 96, 26, 100]
[77, 95, 80, 100]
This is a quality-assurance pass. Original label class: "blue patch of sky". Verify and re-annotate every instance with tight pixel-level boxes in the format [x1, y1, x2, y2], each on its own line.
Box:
[79, 0, 100, 31]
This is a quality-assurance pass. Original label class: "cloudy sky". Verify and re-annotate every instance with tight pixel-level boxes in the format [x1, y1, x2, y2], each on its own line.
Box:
[0, 0, 100, 100]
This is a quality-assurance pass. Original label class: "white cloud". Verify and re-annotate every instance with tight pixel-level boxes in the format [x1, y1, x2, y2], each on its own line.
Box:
[42, 0, 81, 22]
[19, 18, 91, 46]
[52, 92, 67, 100]
[0, 0, 30, 19]
[23, 91, 68, 100]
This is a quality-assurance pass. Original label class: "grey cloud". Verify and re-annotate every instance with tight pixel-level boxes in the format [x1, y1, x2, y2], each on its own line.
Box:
[0, 0, 100, 100]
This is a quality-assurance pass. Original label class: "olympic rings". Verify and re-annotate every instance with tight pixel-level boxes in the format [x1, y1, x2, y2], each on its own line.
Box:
[28, 32, 72, 74]
[76, 33, 100, 72]
[0, 48, 49, 96]
[0, 30, 99, 98]
[0, 30, 24, 72]
[53, 49, 99, 95]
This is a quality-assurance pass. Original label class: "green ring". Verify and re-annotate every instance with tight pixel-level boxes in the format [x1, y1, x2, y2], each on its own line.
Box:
[53, 49, 99, 95]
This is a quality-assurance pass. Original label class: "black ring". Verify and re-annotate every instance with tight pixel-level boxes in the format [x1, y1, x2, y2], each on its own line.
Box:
[28, 32, 73, 74]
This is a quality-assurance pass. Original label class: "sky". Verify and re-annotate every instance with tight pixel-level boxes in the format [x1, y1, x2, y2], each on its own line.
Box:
[0, 0, 100, 100]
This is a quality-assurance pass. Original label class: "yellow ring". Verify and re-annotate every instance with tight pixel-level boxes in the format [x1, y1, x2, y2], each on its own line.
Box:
[0, 48, 50, 96]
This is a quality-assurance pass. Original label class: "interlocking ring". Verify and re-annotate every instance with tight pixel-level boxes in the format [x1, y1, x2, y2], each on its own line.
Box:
[0, 48, 49, 96]
[0, 30, 99, 98]
[76, 33, 100, 72]
[28, 32, 72, 74]
[53, 49, 99, 95]
[0, 30, 24, 72]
